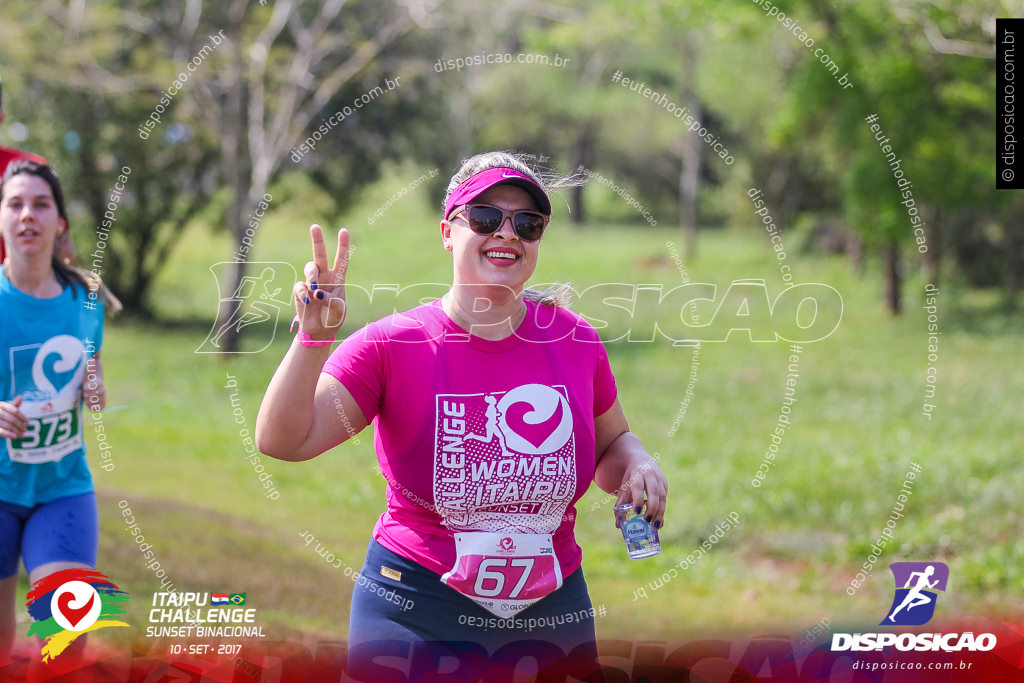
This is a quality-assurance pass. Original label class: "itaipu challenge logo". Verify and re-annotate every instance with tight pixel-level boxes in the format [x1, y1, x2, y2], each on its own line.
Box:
[26, 569, 129, 661]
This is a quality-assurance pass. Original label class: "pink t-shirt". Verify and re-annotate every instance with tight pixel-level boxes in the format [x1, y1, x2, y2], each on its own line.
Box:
[322, 298, 618, 579]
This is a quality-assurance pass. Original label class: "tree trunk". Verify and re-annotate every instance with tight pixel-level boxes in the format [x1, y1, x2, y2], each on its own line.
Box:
[922, 205, 941, 286]
[884, 241, 902, 314]
[847, 232, 865, 274]
[452, 87, 474, 163]
[215, 18, 249, 354]
[200, 0, 440, 351]
[679, 109, 701, 262]
[570, 124, 592, 225]
[1005, 201, 1024, 312]
[76, 97, 105, 269]
[680, 35, 700, 262]
[765, 157, 793, 232]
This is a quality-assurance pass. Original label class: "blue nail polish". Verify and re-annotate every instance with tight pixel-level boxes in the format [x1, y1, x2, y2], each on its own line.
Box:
[645, 515, 653, 523]
[635, 506, 642, 515]
[311, 282, 318, 291]
[316, 290, 325, 300]
[303, 297, 310, 304]
[654, 521, 662, 529]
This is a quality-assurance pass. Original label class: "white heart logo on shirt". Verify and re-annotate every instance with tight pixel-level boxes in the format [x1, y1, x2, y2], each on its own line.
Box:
[497, 384, 572, 455]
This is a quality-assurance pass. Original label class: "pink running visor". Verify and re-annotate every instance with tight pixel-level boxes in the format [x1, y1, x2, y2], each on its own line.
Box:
[444, 167, 551, 219]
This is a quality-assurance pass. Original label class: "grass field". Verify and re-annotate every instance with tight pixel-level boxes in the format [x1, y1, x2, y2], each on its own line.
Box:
[16, 167, 1022, 650]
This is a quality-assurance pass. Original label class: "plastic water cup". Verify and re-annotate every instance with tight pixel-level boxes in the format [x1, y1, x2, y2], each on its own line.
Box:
[614, 503, 661, 559]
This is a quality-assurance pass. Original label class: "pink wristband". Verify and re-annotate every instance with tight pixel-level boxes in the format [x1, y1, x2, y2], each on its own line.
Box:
[290, 316, 336, 348]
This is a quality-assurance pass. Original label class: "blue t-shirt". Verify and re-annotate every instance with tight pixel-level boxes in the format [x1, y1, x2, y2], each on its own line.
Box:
[0, 268, 105, 506]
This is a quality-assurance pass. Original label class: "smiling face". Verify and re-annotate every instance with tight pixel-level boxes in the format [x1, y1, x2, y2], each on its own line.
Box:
[0, 173, 65, 260]
[441, 184, 543, 294]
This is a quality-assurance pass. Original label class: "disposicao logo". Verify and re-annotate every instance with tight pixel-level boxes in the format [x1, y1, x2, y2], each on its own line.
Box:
[26, 568, 129, 661]
[831, 561, 996, 653]
[883, 561, 948, 626]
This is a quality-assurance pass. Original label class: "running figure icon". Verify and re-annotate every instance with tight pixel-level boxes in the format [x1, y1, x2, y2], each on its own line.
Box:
[887, 565, 938, 622]
[462, 395, 511, 455]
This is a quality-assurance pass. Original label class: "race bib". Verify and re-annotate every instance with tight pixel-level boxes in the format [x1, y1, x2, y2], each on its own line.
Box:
[5, 333, 89, 464]
[6, 394, 82, 464]
[441, 531, 562, 618]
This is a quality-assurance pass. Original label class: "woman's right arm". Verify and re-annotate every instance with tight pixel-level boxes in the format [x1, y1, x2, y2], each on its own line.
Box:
[256, 340, 369, 461]
[256, 225, 366, 461]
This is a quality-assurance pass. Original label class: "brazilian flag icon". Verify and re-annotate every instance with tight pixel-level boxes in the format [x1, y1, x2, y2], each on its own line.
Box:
[229, 593, 246, 605]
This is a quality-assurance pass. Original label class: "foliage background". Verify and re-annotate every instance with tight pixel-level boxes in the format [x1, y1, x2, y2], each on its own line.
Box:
[0, 0, 1019, 654]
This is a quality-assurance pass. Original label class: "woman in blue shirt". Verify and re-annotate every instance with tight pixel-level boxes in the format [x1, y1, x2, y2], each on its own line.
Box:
[0, 161, 112, 665]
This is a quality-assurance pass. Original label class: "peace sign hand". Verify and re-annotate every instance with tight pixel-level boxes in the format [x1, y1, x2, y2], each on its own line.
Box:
[293, 225, 349, 341]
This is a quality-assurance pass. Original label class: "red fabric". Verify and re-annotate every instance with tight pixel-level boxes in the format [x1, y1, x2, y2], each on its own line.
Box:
[0, 145, 48, 264]
[0, 145, 47, 171]
[0, 146, 48, 263]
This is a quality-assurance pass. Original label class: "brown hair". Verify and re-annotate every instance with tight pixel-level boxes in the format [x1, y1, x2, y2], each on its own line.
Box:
[2, 160, 122, 314]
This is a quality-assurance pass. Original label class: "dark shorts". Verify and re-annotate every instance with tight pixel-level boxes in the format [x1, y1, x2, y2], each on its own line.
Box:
[346, 538, 602, 682]
[0, 492, 98, 578]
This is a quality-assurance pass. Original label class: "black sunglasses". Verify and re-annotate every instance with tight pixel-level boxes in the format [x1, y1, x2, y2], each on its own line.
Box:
[450, 204, 550, 242]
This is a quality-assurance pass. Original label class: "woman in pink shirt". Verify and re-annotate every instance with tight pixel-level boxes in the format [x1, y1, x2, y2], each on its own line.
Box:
[257, 151, 668, 680]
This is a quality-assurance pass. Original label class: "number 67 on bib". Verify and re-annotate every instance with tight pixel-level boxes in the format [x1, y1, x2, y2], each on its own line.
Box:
[441, 532, 563, 618]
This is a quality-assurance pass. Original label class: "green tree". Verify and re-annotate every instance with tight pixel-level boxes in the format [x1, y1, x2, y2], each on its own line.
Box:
[0, 1, 220, 313]
[473, 0, 771, 260]
[159, 0, 448, 351]
[2, 0, 452, 329]
[769, 0, 1003, 312]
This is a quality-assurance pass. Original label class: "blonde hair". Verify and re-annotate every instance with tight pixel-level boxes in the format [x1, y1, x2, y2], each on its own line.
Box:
[443, 151, 584, 308]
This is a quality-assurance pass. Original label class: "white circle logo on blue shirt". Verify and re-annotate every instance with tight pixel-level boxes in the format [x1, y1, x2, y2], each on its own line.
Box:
[32, 335, 86, 397]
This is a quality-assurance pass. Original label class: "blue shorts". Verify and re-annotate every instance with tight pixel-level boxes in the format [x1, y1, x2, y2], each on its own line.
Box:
[0, 493, 98, 578]
[346, 538, 601, 682]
